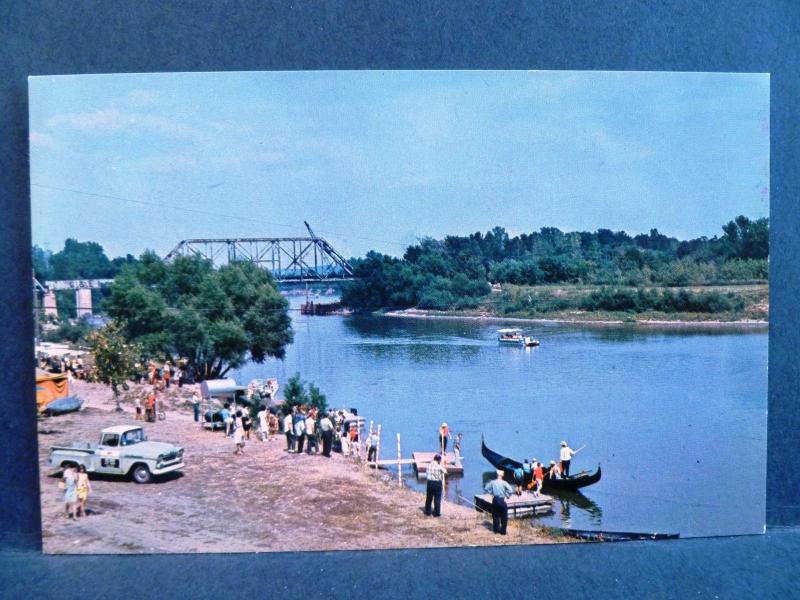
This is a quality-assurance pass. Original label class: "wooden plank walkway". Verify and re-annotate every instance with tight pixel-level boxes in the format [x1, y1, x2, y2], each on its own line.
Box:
[412, 451, 464, 476]
[473, 492, 554, 518]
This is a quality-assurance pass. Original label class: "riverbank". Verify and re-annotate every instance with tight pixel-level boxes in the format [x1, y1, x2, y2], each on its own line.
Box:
[383, 307, 768, 329]
[39, 380, 564, 554]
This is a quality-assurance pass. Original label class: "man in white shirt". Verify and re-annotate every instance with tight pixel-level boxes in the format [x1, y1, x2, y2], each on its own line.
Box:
[560, 441, 576, 477]
[283, 412, 294, 452]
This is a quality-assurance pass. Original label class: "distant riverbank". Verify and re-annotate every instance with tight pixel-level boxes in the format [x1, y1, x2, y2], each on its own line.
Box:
[382, 307, 768, 329]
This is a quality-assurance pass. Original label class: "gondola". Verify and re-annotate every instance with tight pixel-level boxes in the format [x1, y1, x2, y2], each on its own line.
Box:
[481, 436, 601, 492]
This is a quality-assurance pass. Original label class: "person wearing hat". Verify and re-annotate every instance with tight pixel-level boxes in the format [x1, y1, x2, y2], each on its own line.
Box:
[424, 453, 447, 517]
[560, 441, 576, 477]
[484, 469, 513, 535]
[548, 460, 562, 479]
[438, 422, 451, 454]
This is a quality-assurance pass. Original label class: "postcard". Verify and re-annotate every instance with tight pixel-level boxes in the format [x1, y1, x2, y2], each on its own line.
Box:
[30, 70, 768, 553]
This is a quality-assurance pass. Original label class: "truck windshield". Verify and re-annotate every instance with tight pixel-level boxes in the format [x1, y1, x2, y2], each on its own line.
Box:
[121, 429, 145, 445]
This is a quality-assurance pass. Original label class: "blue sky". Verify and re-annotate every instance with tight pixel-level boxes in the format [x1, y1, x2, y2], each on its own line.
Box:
[29, 70, 769, 260]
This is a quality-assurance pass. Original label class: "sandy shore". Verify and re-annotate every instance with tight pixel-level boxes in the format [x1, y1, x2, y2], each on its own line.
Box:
[383, 308, 768, 329]
[38, 380, 563, 554]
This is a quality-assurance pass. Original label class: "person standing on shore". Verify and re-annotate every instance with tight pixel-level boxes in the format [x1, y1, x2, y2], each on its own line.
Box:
[163, 362, 172, 389]
[257, 405, 269, 442]
[62, 464, 78, 521]
[283, 410, 295, 452]
[294, 409, 307, 454]
[305, 411, 318, 454]
[484, 469, 513, 535]
[424, 454, 447, 517]
[366, 429, 379, 463]
[76, 464, 92, 517]
[532, 461, 544, 496]
[319, 411, 334, 457]
[134, 393, 143, 421]
[233, 419, 245, 455]
[191, 391, 201, 423]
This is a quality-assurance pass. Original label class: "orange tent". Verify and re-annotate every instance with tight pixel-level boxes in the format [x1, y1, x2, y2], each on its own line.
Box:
[36, 369, 69, 413]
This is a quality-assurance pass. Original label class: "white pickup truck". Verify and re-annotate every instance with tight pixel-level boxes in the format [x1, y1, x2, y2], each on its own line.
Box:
[48, 425, 185, 483]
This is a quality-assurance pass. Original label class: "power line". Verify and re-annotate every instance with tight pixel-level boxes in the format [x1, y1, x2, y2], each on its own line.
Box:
[31, 182, 400, 252]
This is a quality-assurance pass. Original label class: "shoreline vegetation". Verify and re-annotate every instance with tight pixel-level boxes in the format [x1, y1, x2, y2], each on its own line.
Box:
[379, 283, 769, 328]
[340, 216, 769, 324]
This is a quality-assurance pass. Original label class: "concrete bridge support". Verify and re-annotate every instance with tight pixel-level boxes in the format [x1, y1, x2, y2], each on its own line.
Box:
[76, 288, 92, 317]
[43, 290, 58, 317]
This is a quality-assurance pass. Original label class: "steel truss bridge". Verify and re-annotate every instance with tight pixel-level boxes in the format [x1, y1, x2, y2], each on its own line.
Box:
[163, 222, 354, 283]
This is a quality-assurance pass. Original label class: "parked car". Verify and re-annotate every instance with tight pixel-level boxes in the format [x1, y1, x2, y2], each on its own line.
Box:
[48, 425, 184, 483]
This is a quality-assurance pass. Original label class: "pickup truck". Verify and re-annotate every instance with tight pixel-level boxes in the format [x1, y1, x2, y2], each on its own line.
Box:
[48, 425, 185, 483]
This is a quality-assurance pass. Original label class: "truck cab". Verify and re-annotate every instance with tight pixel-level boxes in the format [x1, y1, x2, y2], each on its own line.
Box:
[49, 425, 184, 483]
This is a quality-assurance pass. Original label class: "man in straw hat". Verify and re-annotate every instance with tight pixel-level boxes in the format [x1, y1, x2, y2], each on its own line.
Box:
[438, 422, 451, 454]
[560, 441, 576, 477]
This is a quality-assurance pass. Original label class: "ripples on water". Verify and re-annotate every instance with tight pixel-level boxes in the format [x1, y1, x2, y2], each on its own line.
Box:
[237, 309, 767, 538]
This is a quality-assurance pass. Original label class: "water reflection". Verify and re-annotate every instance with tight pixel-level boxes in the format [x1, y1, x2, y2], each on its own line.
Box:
[550, 491, 603, 528]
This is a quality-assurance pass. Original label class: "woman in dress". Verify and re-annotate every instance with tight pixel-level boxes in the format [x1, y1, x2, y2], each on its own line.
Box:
[76, 464, 92, 517]
[62, 464, 78, 520]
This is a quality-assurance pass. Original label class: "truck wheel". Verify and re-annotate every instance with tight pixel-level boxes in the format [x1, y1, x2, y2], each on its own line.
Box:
[131, 464, 152, 484]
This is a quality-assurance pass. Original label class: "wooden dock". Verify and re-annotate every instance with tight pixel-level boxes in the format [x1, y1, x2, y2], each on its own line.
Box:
[473, 492, 554, 518]
[412, 451, 464, 477]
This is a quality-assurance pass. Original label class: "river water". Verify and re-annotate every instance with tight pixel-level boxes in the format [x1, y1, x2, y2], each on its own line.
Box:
[237, 299, 767, 538]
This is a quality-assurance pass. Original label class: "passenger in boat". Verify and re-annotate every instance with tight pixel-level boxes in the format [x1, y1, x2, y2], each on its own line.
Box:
[560, 441, 576, 477]
[513, 465, 525, 496]
[532, 462, 544, 496]
[523, 458, 533, 488]
[484, 469, 513, 535]
[548, 460, 561, 479]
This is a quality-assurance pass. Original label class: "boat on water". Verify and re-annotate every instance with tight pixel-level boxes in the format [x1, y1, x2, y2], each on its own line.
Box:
[481, 436, 601, 492]
[497, 328, 524, 344]
[497, 328, 540, 347]
[42, 395, 83, 416]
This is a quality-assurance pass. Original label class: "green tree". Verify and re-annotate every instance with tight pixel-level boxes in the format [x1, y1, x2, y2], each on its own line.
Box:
[50, 238, 115, 279]
[105, 255, 293, 380]
[281, 372, 328, 412]
[87, 321, 142, 411]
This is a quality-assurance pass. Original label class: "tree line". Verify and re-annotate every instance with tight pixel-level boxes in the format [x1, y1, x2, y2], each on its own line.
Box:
[341, 215, 768, 312]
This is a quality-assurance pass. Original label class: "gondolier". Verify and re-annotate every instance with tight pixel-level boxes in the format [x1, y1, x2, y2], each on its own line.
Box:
[484, 469, 513, 535]
[560, 441, 576, 477]
[424, 454, 447, 517]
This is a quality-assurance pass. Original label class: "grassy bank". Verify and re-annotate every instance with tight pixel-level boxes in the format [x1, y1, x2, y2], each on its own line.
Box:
[386, 284, 768, 324]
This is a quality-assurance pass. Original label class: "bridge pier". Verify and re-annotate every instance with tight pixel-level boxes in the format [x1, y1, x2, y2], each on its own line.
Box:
[76, 288, 92, 317]
[43, 289, 58, 317]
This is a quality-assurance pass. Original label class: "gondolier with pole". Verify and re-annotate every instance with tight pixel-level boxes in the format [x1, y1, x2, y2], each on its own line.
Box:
[484, 469, 513, 535]
[560, 441, 583, 477]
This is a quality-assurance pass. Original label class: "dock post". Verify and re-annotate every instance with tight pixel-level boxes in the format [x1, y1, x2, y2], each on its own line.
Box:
[396, 433, 402, 486]
[376, 424, 382, 465]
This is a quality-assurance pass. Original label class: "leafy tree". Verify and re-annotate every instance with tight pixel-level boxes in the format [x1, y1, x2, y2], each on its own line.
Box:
[104, 255, 293, 380]
[87, 321, 142, 411]
[281, 372, 328, 412]
[50, 238, 115, 279]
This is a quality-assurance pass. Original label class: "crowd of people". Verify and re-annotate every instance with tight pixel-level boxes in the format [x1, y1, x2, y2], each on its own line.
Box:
[39, 353, 87, 380]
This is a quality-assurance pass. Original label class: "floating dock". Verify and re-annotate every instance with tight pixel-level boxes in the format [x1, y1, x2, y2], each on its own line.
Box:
[412, 452, 464, 477]
[473, 491, 555, 517]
